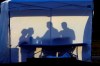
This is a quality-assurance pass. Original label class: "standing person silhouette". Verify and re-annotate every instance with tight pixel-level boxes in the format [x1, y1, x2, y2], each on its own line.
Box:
[19, 28, 36, 62]
[19, 29, 28, 62]
[59, 22, 75, 57]
[41, 22, 60, 58]
[26, 28, 36, 58]
[42, 22, 60, 39]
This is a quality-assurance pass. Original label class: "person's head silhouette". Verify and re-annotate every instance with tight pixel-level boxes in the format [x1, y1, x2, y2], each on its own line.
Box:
[47, 22, 53, 29]
[62, 22, 68, 30]
[28, 28, 34, 36]
[21, 29, 27, 36]
[27, 28, 34, 44]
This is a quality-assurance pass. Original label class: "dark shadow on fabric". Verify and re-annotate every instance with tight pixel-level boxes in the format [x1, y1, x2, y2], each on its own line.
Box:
[41, 22, 75, 57]
[19, 28, 36, 62]
[57, 22, 75, 56]
[41, 22, 60, 57]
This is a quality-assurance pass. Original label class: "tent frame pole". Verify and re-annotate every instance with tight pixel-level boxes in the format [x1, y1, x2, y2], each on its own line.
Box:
[50, 8, 52, 44]
[8, 10, 11, 63]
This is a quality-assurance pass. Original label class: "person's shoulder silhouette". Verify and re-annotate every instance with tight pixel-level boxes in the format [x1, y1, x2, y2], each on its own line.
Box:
[27, 28, 35, 44]
[60, 22, 75, 43]
[42, 22, 60, 39]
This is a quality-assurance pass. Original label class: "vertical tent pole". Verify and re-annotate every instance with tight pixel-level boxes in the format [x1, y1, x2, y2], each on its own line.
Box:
[8, 9, 11, 63]
[50, 8, 52, 44]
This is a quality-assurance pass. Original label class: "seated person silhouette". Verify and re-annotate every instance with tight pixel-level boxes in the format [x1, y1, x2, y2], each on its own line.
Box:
[41, 22, 60, 58]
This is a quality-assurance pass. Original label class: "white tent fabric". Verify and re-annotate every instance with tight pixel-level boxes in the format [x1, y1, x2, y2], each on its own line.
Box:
[0, 0, 10, 63]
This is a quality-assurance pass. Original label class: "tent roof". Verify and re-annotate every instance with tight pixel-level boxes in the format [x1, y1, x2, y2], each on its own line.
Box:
[9, 0, 93, 11]
[10, 0, 93, 2]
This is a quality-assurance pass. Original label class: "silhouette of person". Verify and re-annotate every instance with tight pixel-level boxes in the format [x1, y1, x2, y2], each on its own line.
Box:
[19, 29, 28, 45]
[41, 22, 60, 57]
[59, 22, 76, 56]
[42, 21, 60, 39]
[60, 22, 75, 42]
[26, 28, 36, 58]
[27, 28, 36, 44]
[19, 28, 36, 62]
[19, 28, 36, 44]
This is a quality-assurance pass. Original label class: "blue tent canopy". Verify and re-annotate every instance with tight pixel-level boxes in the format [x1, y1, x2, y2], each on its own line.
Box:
[0, 0, 94, 63]
[9, 0, 93, 11]
[11, 0, 93, 2]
